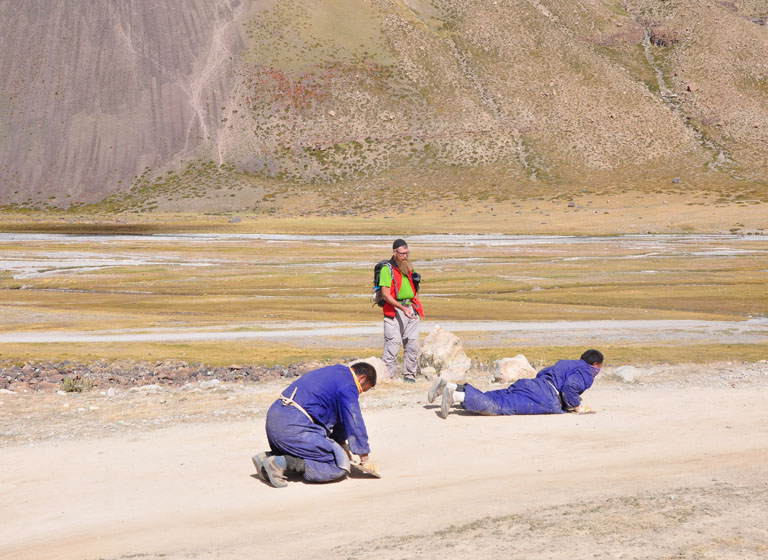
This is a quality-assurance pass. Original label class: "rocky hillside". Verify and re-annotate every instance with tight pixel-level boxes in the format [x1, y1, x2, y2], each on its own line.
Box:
[1, 0, 767, 210]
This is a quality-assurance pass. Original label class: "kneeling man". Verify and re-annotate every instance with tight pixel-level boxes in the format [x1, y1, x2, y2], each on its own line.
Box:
[253, 361, 377, 487]
[429, 349, 603, 419]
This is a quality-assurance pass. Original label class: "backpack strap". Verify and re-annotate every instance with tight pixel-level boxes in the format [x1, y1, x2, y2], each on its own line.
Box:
[388, 262, 400, 296]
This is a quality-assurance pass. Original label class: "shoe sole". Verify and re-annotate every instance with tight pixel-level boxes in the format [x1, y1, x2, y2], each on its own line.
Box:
[439, 386, 453, 419]
[252, 453, 287, 488]
[427, 378, 445, 403]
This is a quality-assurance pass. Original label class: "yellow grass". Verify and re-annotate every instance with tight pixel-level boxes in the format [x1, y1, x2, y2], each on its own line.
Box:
[1, 193, 766, 365]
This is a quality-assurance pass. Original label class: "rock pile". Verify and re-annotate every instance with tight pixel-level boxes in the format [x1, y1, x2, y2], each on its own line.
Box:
[0, 359, 327, 393]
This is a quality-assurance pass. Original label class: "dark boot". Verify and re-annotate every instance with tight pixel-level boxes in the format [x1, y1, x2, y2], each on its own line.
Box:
[284, 455, 306, 473]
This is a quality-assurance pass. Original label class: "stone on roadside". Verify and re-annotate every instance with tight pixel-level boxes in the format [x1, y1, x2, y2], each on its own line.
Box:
[296, 361, 324, 376]
[611, 365, 639, 382]
[418, 326, 471, 381]
[128, 384, 164, 394]
[439, 363, 469, 383]
[349, 357, 388, 383]
[199, 379, 223, 390]
[9, 382, 31, 393]
[493, 354, 536, 383]
[34, 381, 61, 393]
[420, 366, 437, 379]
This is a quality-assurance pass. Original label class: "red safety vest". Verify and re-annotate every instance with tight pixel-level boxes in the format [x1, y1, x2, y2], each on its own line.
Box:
[383, 267, 424, 318]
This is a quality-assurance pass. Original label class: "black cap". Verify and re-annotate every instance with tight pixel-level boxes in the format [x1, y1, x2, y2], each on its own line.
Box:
[393, 238, 407, 250]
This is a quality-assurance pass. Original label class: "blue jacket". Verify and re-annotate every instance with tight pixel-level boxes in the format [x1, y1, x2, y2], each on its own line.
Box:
[535, 359, 597, 410]
[279, 364, 370, 455]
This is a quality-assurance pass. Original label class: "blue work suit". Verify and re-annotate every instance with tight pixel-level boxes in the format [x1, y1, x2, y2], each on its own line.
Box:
[265, 365, 370, 483]
[462, 359, 597, 416]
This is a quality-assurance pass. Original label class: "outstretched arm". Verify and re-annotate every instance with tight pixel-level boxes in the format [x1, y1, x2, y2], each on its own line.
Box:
[339, 387, 371, 456]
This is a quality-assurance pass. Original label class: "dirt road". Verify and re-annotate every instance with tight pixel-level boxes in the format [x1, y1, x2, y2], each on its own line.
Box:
[3, 367, 768, 559]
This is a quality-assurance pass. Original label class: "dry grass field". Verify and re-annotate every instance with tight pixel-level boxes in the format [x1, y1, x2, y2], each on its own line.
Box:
[1, 191, 766, 367]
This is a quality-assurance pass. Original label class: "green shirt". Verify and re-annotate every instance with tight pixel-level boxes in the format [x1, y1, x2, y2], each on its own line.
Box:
[379, 265, 415, 300]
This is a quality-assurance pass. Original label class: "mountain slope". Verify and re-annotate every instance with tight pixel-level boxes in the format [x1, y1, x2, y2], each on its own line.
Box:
[1, 0, 766, 210]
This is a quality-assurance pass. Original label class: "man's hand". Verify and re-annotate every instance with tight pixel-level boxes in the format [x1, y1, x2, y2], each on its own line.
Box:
[572, 404, 596, 414]
[348, 452, 382, 477]
[357, 461, 381, 477]
[402, 307, 414, 319]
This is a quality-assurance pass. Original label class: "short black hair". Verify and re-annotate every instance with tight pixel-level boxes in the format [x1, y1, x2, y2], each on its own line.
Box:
[580, 349, 604, 365]
[351, 362, 377, 387]
[392, 238, 407, 250]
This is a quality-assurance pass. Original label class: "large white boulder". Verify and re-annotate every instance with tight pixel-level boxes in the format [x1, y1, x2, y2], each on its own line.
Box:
[349, 356, 388, 383]
[418, 326, 471, 382]
[493, 354, 536, 383]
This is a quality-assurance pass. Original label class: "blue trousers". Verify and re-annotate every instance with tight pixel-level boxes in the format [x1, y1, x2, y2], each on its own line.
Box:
[265, 400, 351, 483]
[462, 379, 563, 415]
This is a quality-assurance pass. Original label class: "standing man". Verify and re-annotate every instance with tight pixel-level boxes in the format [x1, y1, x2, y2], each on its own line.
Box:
[379, 238, 424, 383]
[252, 362, 378, 488]
[429, 349, 604, 418]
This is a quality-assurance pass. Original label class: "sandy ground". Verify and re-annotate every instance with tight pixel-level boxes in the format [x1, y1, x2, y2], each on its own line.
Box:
[2, 365, 767, 559]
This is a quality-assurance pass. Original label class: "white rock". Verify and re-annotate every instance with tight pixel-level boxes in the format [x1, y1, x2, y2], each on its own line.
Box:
[0, 389, 16, 394]
[420, 366, 437, 379]
[612, 365, 639, 382]
[419, 326, 471, 380]
[494, 354, 536, 383]
[107, 387, 116, 397]
[348, 357, 388, 382]
[440, 363, 470, 383]
[199, 379, 222, 390]
[129, 384, 164, 394]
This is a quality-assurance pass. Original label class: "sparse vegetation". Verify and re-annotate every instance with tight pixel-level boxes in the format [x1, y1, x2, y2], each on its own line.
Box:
[2, 1, 768, 210]
[61, 375, 93, 393]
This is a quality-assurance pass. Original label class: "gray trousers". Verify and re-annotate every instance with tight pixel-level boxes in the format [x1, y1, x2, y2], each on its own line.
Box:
[382, 307, 421, 379]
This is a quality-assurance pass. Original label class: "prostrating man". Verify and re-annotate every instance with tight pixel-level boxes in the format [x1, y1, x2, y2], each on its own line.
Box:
[252, 362, 378, 488]
[428, 349, 604, 419]
[379, 238, 424, 383]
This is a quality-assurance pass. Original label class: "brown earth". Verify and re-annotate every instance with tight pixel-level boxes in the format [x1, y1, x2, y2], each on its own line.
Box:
[1, 362, 767, 559]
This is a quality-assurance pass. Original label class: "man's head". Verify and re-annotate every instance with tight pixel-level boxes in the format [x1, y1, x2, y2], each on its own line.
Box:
[580, 349, 604, 372]
[392, 238, 410, 273]
[351, 361, 377, 392]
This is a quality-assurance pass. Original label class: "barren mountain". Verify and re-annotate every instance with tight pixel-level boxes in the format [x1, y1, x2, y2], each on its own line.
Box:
[1, 0, 766, 211]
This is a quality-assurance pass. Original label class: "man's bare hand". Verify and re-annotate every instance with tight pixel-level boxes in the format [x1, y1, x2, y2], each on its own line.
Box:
[573, 405, 596, 414]
[356, 461, 381, 478]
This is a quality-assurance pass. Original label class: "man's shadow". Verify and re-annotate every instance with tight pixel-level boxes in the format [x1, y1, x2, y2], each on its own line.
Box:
[423, 403, 476, 417]
[250, 468, 375, 487]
